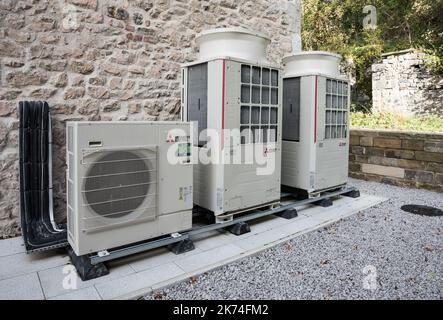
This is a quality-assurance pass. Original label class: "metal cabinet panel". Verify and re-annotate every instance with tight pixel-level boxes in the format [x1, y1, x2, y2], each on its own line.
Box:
[187, 63, 208, 146]
[282, 77, 300, 141]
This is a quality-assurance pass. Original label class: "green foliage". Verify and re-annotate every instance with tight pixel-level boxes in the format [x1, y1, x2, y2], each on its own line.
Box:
[301, 0, 443, 105]
[351, 112, 443, 132]
[423, 52, 443, 75]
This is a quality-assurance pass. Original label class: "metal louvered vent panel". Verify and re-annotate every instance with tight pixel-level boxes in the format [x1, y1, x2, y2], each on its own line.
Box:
[68, 153, 74, 181]
[240, 64, 280, 144]
[67, 126, 73, 152]
[67, 206, 74, 238]
[81, 147, 158, 233]
[68, 180, 74, 207]
[67, 126, 74, 186]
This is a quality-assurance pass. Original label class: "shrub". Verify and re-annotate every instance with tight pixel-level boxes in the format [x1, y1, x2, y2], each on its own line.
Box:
[351, 112, 443, 132]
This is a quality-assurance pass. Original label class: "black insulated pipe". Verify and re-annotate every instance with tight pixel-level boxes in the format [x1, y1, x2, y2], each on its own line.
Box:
[19, 101, 68, 253]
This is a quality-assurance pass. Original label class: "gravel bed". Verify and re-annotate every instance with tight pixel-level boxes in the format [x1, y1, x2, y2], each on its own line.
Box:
[144, 179, 443, 300]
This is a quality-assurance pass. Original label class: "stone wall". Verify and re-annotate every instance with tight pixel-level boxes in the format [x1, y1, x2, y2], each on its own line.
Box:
[372, 49, 443, 117]
[349, 129, 443, 192]
[0, 0, 301, 238]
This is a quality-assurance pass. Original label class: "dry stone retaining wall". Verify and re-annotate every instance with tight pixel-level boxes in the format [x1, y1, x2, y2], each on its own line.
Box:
[372, 49, 443, 117]
[349, 129, 443, 193]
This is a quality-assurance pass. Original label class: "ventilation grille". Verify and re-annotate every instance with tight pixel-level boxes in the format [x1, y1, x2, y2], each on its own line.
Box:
[67, 126, 74, 184]
[67, 126, 73, 152]
[68, 153, 74, 181]
[67, 207, 74, 238]
[81, 148, 158, 233]
[325, 79, 348, 139]
[240, 64, 279, 144]
[68, 180, 74, 207]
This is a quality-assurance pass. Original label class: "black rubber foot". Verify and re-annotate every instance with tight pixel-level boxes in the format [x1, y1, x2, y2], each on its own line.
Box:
[67, 247, 109, 281]
[314, 198, 333, 207]
[225, 222, 251, 236]
[168, 239, 195, 255]
[276, 208, 298, 219]
[343, 189, 360, 198]
[193, 206, 215, 224]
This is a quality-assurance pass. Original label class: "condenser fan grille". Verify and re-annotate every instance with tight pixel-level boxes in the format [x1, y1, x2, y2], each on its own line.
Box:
[83, 150, 156, 219]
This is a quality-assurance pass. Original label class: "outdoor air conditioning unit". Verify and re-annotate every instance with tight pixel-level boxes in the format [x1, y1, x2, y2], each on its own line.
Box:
[281, 51, 350, 197]
[182, 28, 283, 222]
[66, 121, 193, 256]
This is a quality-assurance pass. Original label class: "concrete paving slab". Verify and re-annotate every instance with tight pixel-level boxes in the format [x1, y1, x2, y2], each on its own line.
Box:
[174, 243, 244, 273]
[191, 231, 235, 251]
[0, 273, 44, 300]
[95, 262, 184, 300]
[0, 249, 69, 281]
[39, 262, 135, 299]
[128, 247, 203, 273]
[307, 195, 383, 223]
[0, 237, 26, 258]
[246, 215, 290, 233]
[233, 227, 289, 251]
[278, 215, 324, 237]
[0, 193, 385, 300]
[49, 286, 102, 300]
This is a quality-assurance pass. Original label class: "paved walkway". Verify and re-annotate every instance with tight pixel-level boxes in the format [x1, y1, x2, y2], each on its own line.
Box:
[0, 193, 384, 300]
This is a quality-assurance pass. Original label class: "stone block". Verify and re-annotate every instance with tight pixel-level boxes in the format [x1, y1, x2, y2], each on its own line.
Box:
[426, 162, 443, 173]
[0, 102, 16, 117]
[38, 60, 67, 72]
[367, 156, 398, 167]
[69, 61, 94, 75]
[30, 88, 57, 99]
[107, 6, 129, 20]
[53, 73, 68, 88]
[361, 163, 405, 178]
[384, 149, 415, 160]
[424, 140, 443, 153]
[88, 86, 110, 99]
[401, 139, 424, 151]
[360, 136, 373, 147]
[349, 172, 384, 183]
[416, 183, 443, 193]
[415, 151, 443, 163]
[68, 0, 97, 10]
[88, 77, 106, 86]
[404, 170, 434, 184]
[0, 40, 24, 58]
[349, 162, 361, 172]
[102, 63, 123, 76]
[64, 87, 85, 100]
[381, 177, 415, 188]
[350, 129, 380, 137]
[373, 137, 402, 149]
[397, 159, 424, 170]
[0, 90, 22, 100]
[365, 147, 385, 157]
[6, 71, 48, 87]
[101, 101, 120, 113]
[354, 155, 369, 163]
[351, 146, 365, 155]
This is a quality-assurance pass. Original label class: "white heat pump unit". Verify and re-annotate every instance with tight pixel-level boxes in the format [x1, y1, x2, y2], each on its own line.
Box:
[182, 28, 283, 222]
[66, 121, 193, 256]
[281, 52, 350, 197]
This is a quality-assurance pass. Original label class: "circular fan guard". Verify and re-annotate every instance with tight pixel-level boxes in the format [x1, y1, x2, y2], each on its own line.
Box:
[84, 151, 151, 219]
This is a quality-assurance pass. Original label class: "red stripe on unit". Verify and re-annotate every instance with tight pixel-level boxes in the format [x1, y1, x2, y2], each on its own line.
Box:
[314, 75, 318, 144]
[221, 60, 226, 150]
